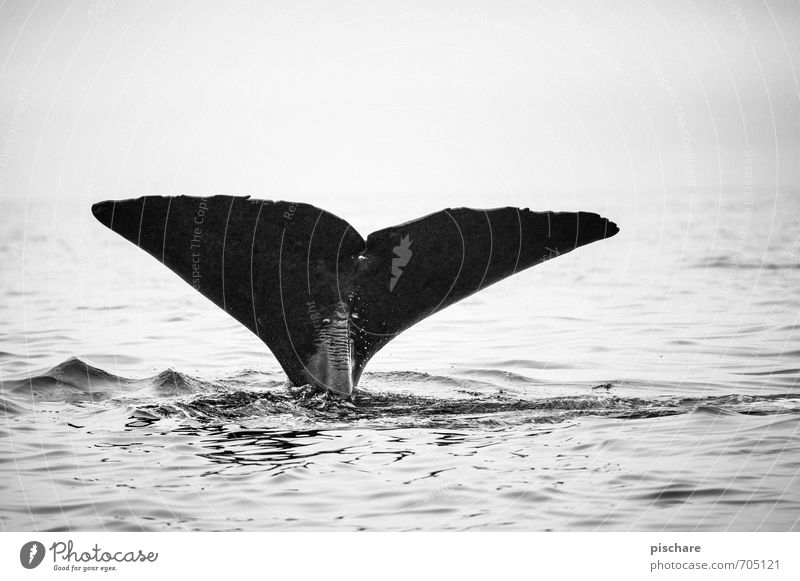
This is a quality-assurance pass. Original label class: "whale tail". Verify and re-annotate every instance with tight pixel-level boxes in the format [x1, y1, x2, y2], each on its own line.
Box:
[92, 196, 618, 397]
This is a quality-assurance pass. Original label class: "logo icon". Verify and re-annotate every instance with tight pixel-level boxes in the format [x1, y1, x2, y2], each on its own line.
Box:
[20, 541, 45, 569]
[390, 235, 413, 292]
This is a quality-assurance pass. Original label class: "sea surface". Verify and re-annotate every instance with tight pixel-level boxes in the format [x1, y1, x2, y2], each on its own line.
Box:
[1, 189, 798, 531]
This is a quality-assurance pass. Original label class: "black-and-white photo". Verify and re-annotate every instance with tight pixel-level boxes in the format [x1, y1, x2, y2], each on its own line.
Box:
[1, 0, 798, 567]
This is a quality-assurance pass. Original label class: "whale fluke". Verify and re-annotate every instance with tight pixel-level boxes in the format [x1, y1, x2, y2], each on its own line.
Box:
[92, 196, 618, 397]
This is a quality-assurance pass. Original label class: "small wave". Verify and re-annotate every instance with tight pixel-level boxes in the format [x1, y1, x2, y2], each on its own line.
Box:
[3, 356, 131, 396]
[131, 384, 643, 425]
[688, 405, 740, 416]
[685, 393, 800, 415]
[365, 370, 464, 386]
[450, 368, 542, 384]
[0, 397, 24, 416]
[698, 257, 800, 270]
[738, 368, 800, 377]
[131, 388, 800, 428]
[0, 357, 215, 401]
[362, 370, 505, 393]
[151, 369, 201, 392]
[52, 357, 124, 384]
[636, 484, 748, 505]
[4, 359, 800, 427]
[480, 359, 576, 370]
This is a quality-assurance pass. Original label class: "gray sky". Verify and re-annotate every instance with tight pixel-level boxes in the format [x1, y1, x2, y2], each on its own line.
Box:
[1, 0, 798, 225]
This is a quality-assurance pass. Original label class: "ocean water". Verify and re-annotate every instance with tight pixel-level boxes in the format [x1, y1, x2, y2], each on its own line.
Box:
[1, 189, 798, 531]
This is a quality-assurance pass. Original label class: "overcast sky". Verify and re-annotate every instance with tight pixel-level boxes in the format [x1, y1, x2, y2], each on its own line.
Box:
[1, 0, 798, 226]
